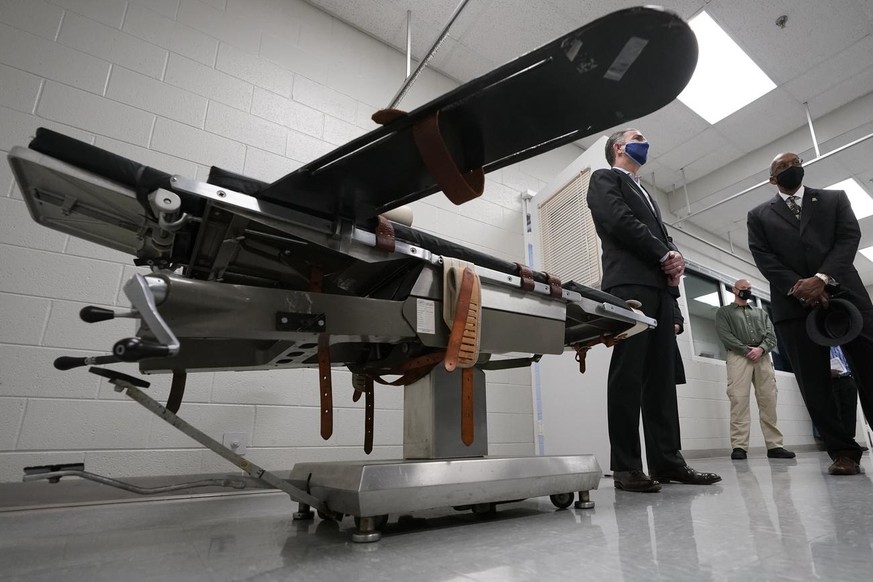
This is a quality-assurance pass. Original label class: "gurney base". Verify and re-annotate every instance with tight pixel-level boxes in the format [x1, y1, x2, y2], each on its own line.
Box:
[288, 455, 601, 542]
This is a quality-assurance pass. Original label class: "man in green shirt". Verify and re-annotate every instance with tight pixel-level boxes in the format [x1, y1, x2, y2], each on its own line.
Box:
[715, 279, 795, 460]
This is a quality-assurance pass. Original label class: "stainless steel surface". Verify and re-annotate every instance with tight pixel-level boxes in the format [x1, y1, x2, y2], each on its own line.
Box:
[118, 381, 327, 512]
[404, 367, 487, 459]
[288, 455, 601, 518]
[23, 469, 248, 495]
[123, 274, 180, 355]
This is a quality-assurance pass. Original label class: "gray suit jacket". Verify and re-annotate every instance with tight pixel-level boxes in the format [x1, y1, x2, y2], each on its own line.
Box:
[747, 186, 872, 322]
[587, 168, 676, 291]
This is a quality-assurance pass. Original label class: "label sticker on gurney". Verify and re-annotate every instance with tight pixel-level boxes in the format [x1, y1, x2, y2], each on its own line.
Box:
[416, 299, 436, 335]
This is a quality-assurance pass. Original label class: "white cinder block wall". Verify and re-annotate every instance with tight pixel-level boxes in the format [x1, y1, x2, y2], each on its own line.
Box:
[0, 0, 588, 482]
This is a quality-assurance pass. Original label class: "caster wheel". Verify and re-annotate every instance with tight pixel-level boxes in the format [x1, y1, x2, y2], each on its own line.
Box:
[317, 509, 344, 522]
[471, 502, 497, 517]
[354, 514, 389, 531]
[550, 492, 575, 509]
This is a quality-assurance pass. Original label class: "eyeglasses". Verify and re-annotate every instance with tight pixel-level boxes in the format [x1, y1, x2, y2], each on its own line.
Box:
[772, 157, 802, 175]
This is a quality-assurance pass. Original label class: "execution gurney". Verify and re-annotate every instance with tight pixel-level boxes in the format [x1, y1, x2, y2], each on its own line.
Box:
[8, 6, 697, 541]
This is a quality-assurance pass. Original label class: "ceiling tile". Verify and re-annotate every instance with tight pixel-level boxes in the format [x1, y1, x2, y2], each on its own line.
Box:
[715, 88, 805, 152]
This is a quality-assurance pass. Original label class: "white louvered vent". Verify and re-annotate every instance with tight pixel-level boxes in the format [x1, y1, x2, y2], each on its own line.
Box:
[537, 168, 602, 288]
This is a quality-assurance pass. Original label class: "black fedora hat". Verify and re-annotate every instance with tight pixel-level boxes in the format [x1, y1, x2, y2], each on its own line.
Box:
[806, 298, 863, 346]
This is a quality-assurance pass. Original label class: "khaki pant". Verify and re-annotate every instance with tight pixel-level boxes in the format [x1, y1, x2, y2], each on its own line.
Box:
[726, 351, 784, 450]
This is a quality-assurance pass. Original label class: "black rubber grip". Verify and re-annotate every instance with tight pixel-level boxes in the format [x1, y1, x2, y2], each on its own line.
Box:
[54, 355, 120, 370]
[80, 306, 116, 323]
[113, 338, 170, 362]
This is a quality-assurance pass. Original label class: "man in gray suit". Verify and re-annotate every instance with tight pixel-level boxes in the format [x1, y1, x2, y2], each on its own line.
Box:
[587, 128, 721, 492]
[747, 152, 873, 475]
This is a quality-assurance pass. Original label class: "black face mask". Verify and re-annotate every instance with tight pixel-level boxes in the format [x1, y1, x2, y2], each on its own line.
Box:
[737, 289, 753, 301]
[775, 165, 804, 190]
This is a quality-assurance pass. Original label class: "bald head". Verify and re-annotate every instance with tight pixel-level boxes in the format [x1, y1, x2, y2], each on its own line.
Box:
[733, 279, 752, 304]
[770, 152, 801, 176]
[734, 278, 751, 290]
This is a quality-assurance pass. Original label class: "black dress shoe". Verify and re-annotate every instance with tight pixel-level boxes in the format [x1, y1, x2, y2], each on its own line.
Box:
[767, 447, 796, 459]
[828, 456, 861, 475]
[613, 470, 661, 492]
[731, 448, 747, 460]
[651, 465, 722, 485]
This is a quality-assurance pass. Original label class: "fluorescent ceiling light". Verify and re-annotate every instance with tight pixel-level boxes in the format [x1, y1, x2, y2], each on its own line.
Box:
[693, 292, 721, 307]
[826, 178, 873, 220]
[678, 11, 776, 124]
[860, 245, 873, 264]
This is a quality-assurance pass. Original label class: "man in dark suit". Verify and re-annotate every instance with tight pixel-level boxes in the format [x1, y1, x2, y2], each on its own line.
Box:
[747, 151, 873, 475]
[587, 128, 721, 492]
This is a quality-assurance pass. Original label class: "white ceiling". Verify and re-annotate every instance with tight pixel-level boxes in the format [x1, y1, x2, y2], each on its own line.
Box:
[306, 0, 873, 283]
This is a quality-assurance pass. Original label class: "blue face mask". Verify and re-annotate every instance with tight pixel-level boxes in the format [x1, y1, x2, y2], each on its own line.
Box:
[623, 141, 649, 166]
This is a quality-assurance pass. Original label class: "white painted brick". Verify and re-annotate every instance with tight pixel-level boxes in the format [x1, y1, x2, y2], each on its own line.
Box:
[85, 449, 204, 478]
[0, 0, 63, 39]
[58, 12, 167, 79]
[355, 102, 381, 130]
[0, 104, 38, 152]
[17, 399, 151, 449]
[293, 76, 357, 122]
[129, 0, 180, 20]
[212, 368, 320, 407]
[216, 43, 293, 98]
[177, 0, 260, 55]
[42, 299, 137, 351]
[151, 117, 245, 171]
[165, 53, 253, 112]
[123, 3, 218, 67]
[489, 442, 535, 456]
[107, 66, 207, 127]
[243, 146, 299, 183]
[51, 0, 127, 28]
[147, 403, 255, 448]
[0, 397, 26, 449]
[0, 293, 51, 344]
[205, 101, 286, 154]
[97, 370, 213, 403]
[0, 451, 85, 482]
[0, 344, 102, 398]
[484, 366, 532, 387]
[225, 0, 298, 41]
[64, 236, 136, 264]
[486, 383, 533, 414]
[259, 32, 328, 85]
[285, 129, 333, 164]
[322, 115, 365, 146]
[0, 197, 68, 251]
[95, 135, 200, 178]
[0, 23, 109, 94]
[0, 245, 124, 303]
[1, 153, 13, 197]
[251, 88, 323, 138]
[501, 164, 545, 195]
[0, 64, 41, 113]
[253, 405, 387, 447]
[37, 81, 154, 145]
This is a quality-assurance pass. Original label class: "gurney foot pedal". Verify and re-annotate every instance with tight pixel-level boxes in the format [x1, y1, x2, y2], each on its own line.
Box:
[24, 463, 85, 483]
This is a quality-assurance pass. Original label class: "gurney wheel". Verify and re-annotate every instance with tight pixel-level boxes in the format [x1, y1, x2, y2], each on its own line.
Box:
[471, 502, 497, 517]
[317, 509, 345, 522]
[549, 492, 575, 509]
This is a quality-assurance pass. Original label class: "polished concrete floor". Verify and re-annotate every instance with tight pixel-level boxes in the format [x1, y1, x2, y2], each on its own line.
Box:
[1, 451, 872, 581]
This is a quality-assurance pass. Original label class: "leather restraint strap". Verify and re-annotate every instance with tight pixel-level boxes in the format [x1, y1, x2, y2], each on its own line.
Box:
[413, 112, 484, 206]
[367, 350, 447, 386]
[317, 333, 333, 440]
[545, 272, 562, 298]
[352, 374, 375, 454]
[444, 266, 482, 372]
[461, 367, 475, 446]
[310, 265, 332, 440]
[371, 108, 407, 125]
[375, 215, 396, 252]
[166, 369, 187, 413]
[573, 335, 621, 373]
[515, 262, 535, 291]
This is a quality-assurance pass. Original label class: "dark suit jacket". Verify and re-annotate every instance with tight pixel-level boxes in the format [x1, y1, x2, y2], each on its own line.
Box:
[587, 168, 677, 290]
[747, 186, 872, 322]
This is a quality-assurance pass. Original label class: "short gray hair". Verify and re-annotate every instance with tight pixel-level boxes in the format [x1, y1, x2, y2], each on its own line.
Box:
[605, 129, 633, 165]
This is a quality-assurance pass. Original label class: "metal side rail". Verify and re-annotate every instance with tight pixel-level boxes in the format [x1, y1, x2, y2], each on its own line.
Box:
[69, 367, 329, 513]
[23, 465, 251, 495]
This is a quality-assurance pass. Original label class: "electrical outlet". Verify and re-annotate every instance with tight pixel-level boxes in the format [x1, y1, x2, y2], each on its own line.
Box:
[222, 432, 248, 455]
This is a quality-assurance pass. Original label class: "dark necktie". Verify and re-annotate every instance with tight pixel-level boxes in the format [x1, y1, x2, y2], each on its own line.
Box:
[785, 195, 801, 220]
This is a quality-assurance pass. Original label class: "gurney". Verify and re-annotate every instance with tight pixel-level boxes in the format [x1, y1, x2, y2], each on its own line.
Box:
[8, 6, 697, 541]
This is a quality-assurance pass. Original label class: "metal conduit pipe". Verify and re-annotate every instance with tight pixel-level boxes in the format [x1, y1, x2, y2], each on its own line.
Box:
[386, 0, 472, 110]
[674, 130, 873, 225]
